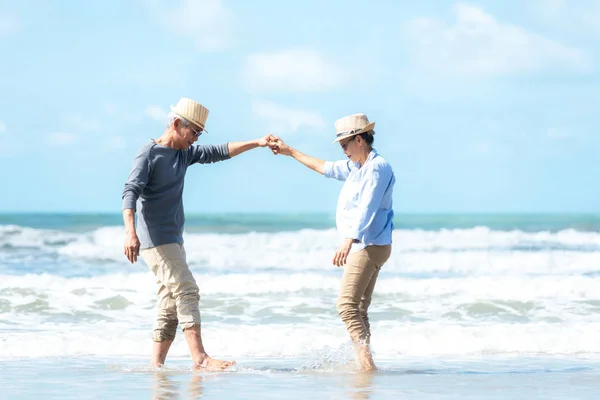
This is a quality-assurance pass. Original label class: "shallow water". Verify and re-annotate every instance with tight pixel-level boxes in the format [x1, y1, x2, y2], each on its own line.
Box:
[2, 213, 600, 398]
[3, 356, 600, 399]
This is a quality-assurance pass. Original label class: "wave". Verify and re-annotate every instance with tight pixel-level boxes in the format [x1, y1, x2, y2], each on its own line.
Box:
[2, 273, 600, 326]
[1, 225, 600, 275]
[2, 271, 600, 359]
[3, 321, 600, 359]
[3, 271, 600, 298]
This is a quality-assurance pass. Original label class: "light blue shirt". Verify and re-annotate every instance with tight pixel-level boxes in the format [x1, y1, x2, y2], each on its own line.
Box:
[323, 149, 395, 251]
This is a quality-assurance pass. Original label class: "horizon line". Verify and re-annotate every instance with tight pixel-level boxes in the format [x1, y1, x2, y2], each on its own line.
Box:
[0, 211, 599, 216]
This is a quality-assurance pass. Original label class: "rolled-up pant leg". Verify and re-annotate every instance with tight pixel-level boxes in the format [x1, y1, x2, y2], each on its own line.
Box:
[141, 243, 201, 342]
[153, 284, 178, 341]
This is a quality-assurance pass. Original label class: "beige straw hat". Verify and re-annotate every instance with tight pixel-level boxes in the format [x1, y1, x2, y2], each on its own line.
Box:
[170, 97, 209, 132]
[332, 113, 375, 143]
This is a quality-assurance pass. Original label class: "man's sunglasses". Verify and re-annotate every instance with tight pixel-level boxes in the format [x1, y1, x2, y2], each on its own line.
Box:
[191, 127, 204, 138]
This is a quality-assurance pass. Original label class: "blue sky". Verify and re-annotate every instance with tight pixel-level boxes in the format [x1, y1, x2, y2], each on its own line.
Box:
[0, 0, 598, 213]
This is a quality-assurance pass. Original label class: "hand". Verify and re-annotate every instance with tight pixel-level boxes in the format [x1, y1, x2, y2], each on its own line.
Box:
[256, 134, 277, 148]
[332, 238, 354, 267]
[124, 231, 140, 264]
[268, 137, 292, 156]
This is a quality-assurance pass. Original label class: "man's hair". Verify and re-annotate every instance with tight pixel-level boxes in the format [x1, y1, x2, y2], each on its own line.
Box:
[358, 130, 375, 145]
[167, 112, 190, 128]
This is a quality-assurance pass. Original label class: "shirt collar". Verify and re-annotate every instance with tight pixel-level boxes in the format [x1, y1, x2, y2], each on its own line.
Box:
[353, 148, 378, 168]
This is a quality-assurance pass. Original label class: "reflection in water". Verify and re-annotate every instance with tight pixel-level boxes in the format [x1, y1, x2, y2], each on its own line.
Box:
[189, 373, 204, 399]
[347, 371, 375, 400]
[152, 372, 179, 400]
[152, 371, 204, 399]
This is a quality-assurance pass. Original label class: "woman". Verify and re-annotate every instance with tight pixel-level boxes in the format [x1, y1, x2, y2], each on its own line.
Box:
[270, 113, 395, 371]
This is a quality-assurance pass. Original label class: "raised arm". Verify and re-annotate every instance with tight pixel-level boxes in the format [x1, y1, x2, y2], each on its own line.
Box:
[189, 135, 277, 165]
[270, 137, 325, 175]
[229, 134, 276, 158]
[228, 139, 262, 158]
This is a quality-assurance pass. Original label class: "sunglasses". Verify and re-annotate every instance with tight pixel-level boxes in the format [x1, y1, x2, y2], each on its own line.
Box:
[340, 136, 356, 150]
[191, 126, 204, 138]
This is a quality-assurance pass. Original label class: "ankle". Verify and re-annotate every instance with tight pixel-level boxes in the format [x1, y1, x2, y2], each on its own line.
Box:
[193, 353, 210, 365]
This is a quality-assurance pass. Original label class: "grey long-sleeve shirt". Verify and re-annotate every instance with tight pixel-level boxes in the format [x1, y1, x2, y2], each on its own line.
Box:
[122, 140, 230, 249]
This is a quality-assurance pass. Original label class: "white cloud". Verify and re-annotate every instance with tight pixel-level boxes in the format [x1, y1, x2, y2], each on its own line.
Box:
[47, 132, 76, 146]
[150, 0, 232, 50]
[0, 15, 18, 36]
[244, 49, 348, 92]
[404, 3, 592, 77]
[252, 100, 326, 134]
[145, 106, 167, 121]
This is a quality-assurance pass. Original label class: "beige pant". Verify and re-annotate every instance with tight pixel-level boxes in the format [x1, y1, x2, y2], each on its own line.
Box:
[141, 243, 201, 342]
[337, 245, 392, 345]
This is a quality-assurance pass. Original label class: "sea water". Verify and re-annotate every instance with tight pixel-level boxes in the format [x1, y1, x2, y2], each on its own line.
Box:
[1, 213, 600, 399]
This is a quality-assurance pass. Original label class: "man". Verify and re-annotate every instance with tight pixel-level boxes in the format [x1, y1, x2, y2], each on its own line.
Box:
[122, 97, 274, 371]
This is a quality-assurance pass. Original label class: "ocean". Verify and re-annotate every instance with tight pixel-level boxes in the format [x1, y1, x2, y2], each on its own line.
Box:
[1, 212, 600, 399]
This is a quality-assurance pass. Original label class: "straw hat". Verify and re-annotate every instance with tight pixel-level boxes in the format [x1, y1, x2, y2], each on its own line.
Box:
[170, 97, 209, 132]
[332, 113, 375, 143]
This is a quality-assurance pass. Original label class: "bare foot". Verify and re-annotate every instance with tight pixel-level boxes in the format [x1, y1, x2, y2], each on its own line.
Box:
[357, 345, 377, 372]
[194, 356, 236, 372]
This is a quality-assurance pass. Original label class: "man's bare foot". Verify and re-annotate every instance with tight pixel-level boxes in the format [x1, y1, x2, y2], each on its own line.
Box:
[194, 356, 236, 372]
[357, 345, 377, 372]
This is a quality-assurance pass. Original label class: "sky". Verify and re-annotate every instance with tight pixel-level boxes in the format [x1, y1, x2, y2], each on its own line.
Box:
[0, 0, 598, 214]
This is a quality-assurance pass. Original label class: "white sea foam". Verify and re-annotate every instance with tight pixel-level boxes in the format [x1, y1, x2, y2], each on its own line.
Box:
[3, 321, 600, 359]
[2, 224, 600, 360]
[1, 225, 600, 275]
[2, 273, 600, 332]
[3, 272, 600, 301]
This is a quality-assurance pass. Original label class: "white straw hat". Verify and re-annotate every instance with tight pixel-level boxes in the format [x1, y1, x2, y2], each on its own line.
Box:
[170, 97, 209, 132]
[332, 113, 375, 143]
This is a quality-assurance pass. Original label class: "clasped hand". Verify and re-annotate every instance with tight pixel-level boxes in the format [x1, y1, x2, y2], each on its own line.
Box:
[262, 134, 289, 156]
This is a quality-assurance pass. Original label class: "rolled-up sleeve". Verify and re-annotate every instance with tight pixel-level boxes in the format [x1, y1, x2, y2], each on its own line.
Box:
[347, 165, 393, 240]
[189, 143, 231, 165]
[122, 149, 152, 211]
[323, 160, 353, 181]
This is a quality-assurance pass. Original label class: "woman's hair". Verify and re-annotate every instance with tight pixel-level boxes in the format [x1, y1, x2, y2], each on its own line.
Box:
[358, 130, 375, 146]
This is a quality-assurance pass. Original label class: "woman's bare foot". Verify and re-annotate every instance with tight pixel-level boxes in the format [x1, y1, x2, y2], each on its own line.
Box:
[194, 356, 236, 372]
[357, 345, 377, 372]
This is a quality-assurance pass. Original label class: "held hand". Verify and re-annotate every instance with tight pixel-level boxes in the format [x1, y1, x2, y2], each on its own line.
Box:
[332, 238, 354, 267]
[124, 231, 140, 264]
[269, 137, 292, 156]
[256, 134, 277, 148]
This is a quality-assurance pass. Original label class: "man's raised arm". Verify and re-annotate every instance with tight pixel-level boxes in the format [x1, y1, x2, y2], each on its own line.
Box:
[228, 134, 276, 157]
